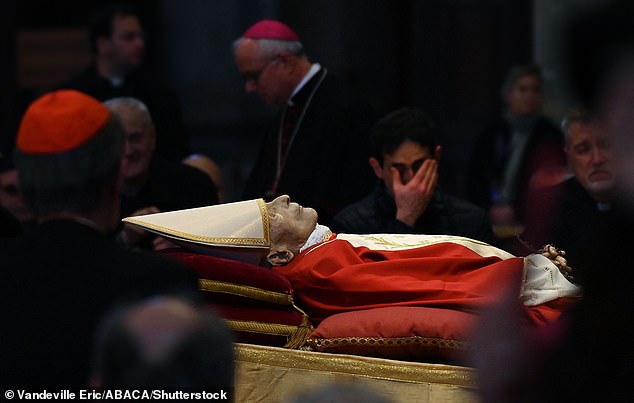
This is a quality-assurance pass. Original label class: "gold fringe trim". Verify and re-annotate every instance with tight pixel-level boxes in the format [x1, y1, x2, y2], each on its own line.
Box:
[309, 335, 471, 351]
[284, 315, 314, 349]
[199, 278, 293, 305]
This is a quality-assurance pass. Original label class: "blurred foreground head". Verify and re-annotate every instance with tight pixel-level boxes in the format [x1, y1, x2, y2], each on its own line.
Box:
[92, 296, 234, 389]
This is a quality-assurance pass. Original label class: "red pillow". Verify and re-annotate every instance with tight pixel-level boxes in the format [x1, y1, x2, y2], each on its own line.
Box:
[160, 249, 311, 348]
[308, 306, 475, 363]
[160, 249, 295, 306]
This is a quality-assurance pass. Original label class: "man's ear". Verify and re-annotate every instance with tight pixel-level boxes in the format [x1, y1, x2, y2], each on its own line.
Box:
[267, 249, 295, 266]
[369, 157, 383, 179]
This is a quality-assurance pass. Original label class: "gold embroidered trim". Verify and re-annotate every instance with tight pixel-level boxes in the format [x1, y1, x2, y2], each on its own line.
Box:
[199, 278, 293, 305]
[123, 217, 270, 246]
[309, 335, 471, 351]
[256, 198, 270, 244]
[234, 343, 477, 387]
[123, 200, 270, 247]
[226, 319, 298, 337]
[360, 234, 491, 249]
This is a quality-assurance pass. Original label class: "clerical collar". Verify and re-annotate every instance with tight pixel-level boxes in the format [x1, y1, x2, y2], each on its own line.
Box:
[597, 202, 612, 212]
[288, 63, 321, 106]
[300, 224, 332, 252]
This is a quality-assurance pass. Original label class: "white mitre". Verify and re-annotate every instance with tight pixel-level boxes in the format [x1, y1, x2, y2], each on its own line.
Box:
[122, 199, 271, 264]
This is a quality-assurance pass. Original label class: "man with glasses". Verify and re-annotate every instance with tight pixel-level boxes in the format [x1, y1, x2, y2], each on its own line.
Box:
[332, 107, 494, 244]
[233, 19, 376, 225]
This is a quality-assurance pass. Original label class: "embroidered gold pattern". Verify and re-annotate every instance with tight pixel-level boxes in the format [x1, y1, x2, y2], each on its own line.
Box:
[199, 279, 293, 305]
[256, 198, 270, 244]
[123, 199, 271, 247]
[361, 234, 492, 249]
[123, 217, 270, 246]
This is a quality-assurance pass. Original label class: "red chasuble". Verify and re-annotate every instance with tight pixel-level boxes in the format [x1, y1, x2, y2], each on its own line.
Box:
[273, 234, 576, 325]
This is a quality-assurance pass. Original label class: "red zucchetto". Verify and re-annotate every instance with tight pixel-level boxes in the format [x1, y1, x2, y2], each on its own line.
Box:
[242, 19, 299, 41]
[17, 89, 110, 154]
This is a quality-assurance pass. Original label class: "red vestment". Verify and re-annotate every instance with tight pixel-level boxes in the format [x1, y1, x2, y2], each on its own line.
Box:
[273, 235, 576, 325]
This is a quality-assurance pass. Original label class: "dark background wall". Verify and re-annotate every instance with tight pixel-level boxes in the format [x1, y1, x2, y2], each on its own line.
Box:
[1, 0, 552, 202]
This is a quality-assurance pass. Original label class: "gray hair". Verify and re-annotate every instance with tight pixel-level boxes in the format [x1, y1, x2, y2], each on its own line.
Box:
[232, 37, 305, 59]
[104, 97, 154, 126]
[561, 106, 594, 146]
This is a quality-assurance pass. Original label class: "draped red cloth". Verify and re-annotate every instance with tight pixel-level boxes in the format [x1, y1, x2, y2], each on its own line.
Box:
[273, 237, 574, 325]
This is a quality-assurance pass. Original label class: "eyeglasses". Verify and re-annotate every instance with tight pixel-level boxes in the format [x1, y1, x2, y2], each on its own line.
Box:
[242, 57, 279, 84]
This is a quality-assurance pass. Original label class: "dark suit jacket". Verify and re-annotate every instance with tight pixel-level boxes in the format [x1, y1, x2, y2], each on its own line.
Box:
[0, 220, 200, 387]
[0, 205, 22, 238]
[518, 177, 617, 281]
[62, 64, 190, 162]
[243, 67, 376, 225]
[331, 182, 495, 244]
[467, 116, 565, 221]
[121, 157, 219, 218]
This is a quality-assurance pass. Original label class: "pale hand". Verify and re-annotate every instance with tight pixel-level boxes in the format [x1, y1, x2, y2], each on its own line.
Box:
[392, 159, 439, 227]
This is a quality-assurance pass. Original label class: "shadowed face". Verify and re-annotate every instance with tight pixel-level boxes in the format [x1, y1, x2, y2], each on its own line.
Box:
[601, 60, 634, 202]
[106, 15, 145, 74]
[566, 121, 615, 202]
[265, 195, 318, 265]
[234, 39, 292, 105]
[505, 74, 543, 117]
[0, 168, 35, 223]
[111, 105, 155, 186]
[374, 140, 434, 196]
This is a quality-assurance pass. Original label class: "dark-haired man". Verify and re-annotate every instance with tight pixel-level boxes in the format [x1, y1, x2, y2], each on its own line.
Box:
[332, 107, 494, 243]
[62, 2, 189, 161]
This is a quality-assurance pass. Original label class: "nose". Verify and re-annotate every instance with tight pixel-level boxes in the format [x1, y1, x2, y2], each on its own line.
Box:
[124, 139, 134, 156]
[591, 146, 607, 165]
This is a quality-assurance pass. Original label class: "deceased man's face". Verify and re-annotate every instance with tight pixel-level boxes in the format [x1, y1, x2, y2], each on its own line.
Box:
[265, 195, 318, 265]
